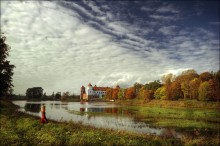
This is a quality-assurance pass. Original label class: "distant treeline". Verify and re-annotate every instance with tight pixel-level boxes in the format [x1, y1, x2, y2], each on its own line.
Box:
[105, 69, 220, 101]
[24, 87, 79, 101]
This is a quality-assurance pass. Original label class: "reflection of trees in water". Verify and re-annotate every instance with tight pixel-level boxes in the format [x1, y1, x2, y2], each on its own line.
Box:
[24, 103, 41, 113]
[79, 107, 138, 118]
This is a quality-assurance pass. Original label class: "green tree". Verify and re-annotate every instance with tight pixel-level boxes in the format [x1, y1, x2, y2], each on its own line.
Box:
[0, 34, 15, 97]
[181, 82, 190, 99]
[61, 92, 70, 101]
[189, 78, 201, 100]
[133, 82, 143, 97]
[154, 86, 166, 100]
[26, 87, 44, 99]
[118, 88, 124, 100]
[55, 92, 61, 100]
[144, 80, 162, 91]
[198, 81, 211, 101]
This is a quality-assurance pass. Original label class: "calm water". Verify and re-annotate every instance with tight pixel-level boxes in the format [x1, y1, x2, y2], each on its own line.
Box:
[13, 100, 181, 138]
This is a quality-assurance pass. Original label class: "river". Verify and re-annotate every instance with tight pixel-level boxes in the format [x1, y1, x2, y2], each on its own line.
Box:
[13, 100, 182, 138]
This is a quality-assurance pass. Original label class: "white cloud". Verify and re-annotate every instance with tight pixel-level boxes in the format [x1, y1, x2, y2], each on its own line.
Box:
[158, 26, 177, 35]
[156, 5, 179, 13]
[1, 1, 219, 95]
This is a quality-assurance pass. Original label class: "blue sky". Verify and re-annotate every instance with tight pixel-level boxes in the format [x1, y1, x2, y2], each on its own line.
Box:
[1, 0, 219, 95]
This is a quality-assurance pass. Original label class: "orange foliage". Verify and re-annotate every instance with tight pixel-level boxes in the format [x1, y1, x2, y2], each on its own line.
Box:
[124, 87, 135, 99]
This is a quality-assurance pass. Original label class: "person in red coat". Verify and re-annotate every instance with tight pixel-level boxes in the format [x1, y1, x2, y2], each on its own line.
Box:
[41, 105, 48, 123]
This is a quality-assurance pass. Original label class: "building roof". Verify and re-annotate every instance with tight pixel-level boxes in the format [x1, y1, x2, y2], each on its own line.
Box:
[93, 86, 108, 91]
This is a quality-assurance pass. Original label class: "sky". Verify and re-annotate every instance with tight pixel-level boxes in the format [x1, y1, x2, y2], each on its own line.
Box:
[1, 0, 219, 95]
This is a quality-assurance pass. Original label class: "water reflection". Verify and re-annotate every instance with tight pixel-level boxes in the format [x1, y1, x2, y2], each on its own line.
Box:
[24, 103, 41, 113]
[13, 101, 182, 138]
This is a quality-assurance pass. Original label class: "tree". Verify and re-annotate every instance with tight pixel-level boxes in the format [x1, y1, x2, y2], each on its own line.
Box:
[61, 92, 70, 101]
[199, 72, 213, 82]
[55, 92, 61, 100]
[0, 34, 15, 97]
[189, 78, 201, 100]
[124, 87, 135, 99]
[118, 88, 125, 100]
[161, 73, 173, 99]
[144, 80, 162, 91]
[112, 87, 120, 100]
[176, 69, 198, 84]
[154, 87, 166, 100]
[213, 70, 220, 101]
[181, 82, 190, 99]
[170, 81, 183, 100]
[165, 78, 172, 99]
[105, 88, 113, 99]
[138, 88, 154, 102]
[133, 82, 143, 97]
[198, 81, 211, 101]
[26, 87, 44, 99]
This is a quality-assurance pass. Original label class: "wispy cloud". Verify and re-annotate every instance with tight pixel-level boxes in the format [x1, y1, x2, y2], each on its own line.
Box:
[1, 0, 219, 95]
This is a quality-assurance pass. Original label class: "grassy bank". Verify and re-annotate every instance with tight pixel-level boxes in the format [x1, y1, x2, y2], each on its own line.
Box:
[115, 99, 220, 109]
[0, 99, 182, 146]
[1, 99, 219, 145]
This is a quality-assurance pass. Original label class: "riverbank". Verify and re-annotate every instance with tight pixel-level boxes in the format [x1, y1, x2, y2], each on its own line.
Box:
[115, 99, 220, 109]
[0, 100, 182, 146]
[1, 99, 219, 145]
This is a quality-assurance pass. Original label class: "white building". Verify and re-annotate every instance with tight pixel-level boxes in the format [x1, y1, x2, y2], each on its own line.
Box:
[80, 83, 108, 100]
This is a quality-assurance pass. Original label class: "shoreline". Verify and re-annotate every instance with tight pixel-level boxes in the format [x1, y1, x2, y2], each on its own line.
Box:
[1, 99, 219, 145]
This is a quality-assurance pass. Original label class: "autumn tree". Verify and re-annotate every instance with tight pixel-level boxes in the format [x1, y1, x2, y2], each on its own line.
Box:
[213, 70, 220, 101]
[161, 73, 174, 99]
[175, 69, 198, 83]
[0, 34, 15, 97]
[174, 69, 198, 99]
[105, 88, 113, 99]
[165, 77, 172, 99]
[181, 82, 190, 99]
[170, 81, 183, 100]
[138, 88, 154, 102]
[198, 81, 211, 101]
[189, 78, 201, 100]
[124, 87, 135, 99]
[112, 86, 120, 100]
[199, 72, 213, 82]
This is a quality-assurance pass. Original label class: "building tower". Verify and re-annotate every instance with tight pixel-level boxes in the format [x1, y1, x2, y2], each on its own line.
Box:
[80, 86, 85, 100]
[87, 83, 93, 100]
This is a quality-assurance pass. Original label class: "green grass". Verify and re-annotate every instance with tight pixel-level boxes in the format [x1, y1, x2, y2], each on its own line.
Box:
[0, 111, 183, 146]
[1, 99, 220, 145]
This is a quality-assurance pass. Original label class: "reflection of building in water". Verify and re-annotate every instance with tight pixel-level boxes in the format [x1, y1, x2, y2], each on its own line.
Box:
[81, 83, 119, 100]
